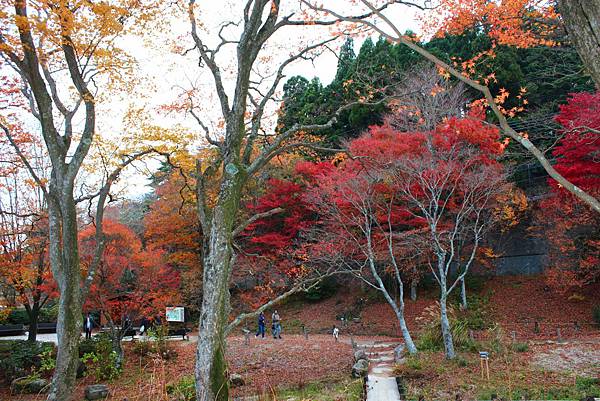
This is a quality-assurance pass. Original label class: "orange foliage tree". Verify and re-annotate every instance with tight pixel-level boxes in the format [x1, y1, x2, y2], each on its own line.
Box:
[80, 219, 180, 366]
[144, 167, 202, 316]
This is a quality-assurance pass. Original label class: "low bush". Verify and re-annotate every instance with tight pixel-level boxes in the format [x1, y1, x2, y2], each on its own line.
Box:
[81, 334, 121, 382]
[304, 276, 338, 301]
[0, 340, 55, 383]
[511, 342, 529, 353]
[5, 306, 58, 325]
[416, 303, 475, 352]
[592, 305, 600, 327]
[145, 325, 177, 359]
[132, 339, 154, 357]
[166, 375, 195, 401]
[78, 337, 99, 357]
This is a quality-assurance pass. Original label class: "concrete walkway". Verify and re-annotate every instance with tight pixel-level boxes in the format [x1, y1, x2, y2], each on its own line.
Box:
[355, 340, 402, 401]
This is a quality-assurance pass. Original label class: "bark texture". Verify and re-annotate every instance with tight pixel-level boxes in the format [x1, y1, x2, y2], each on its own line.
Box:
[559, 0, 600, 88]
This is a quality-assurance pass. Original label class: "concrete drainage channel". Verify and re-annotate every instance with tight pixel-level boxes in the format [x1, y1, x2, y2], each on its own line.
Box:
[352, 340, 405, 401]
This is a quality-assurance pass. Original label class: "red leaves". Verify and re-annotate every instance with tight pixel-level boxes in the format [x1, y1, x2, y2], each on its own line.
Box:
[538, 91, 600, 292]
[80, 219, 180, 322]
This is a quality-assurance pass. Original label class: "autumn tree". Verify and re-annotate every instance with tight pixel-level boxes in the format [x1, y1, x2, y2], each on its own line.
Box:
[181, 2, 404, 399]
[304, 0, 600, 215]
[538, 91, 600, 291]
[0, 1, 167, 398]
[79, 219, 180, 367]
[144, 166, 202, 315]
[304, 157, 421, 354]
[0, 165, 57, 342]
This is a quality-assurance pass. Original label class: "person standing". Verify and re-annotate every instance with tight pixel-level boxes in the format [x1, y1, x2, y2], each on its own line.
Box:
[332, 325, 339, 342]
[84, 313, 94, 339]
[256, 312, 266, 338]
[272, 310, 282, 339]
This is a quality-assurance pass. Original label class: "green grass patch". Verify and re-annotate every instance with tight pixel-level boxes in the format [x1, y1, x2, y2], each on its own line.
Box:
[275, 378, 363, 401]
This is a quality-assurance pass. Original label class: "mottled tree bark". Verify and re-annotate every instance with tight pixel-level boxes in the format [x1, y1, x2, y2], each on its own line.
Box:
[559, 0, 600, 88]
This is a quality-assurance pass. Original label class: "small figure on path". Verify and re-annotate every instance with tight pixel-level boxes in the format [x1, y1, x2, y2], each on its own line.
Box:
[84, 312, 94, 339]
[272, 310, 282, 339]
[256, 312, 266, 338]
[332, 325, 339, 342]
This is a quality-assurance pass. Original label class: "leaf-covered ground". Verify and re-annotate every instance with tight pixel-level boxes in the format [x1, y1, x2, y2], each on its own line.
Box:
[277, 275, 600, 341]
[1, 335, 354, 401]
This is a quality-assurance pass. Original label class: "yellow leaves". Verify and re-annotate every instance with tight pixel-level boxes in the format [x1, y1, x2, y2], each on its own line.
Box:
[493, 188, 528, 231]
[481, 247, 497, 258]
[437, 66, 451, 80]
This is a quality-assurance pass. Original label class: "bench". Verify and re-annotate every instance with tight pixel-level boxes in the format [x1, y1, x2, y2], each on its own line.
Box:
[167, 327, 189, 340]
[0, 324, 25, 336]
[36, 322, 57, 333]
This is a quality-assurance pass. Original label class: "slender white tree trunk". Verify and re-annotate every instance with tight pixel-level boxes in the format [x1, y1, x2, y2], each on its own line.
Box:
[439, 293, 455, 359]
[460, 278, 467, 310]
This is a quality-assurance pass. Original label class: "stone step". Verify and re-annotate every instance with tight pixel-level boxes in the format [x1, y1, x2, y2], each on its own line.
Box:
[366, 375, 400, 401]
[370, 355, 395, 363]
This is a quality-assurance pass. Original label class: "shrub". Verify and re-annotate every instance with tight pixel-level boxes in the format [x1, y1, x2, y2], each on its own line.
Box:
[81, 335, 121, 381]
[304, 276, 338, 301]
[416, 303, 474, 352]
[593, 305, 600, 327]
[511, 342, 529, 353]
[148, 325, 177, 359]
[457, 293, 493, 330]
[0, 340, 55, 382]
[6, 306, 58, 325]
[132, 339, 154, 357]
[78, 337, 99, 357]
[0, 308, 11, 324]
[166, 375, 195, 401]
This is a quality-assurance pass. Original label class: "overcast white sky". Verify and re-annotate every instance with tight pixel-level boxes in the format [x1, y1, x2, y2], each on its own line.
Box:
[97, 1, 426, 198]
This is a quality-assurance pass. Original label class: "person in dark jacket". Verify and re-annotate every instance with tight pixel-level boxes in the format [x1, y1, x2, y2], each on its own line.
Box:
[255, 312, 266, 338]
[84, 313, 94, 339]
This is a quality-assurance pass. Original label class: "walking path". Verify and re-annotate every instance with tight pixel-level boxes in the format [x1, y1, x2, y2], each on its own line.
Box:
[354, 339, 402, 401]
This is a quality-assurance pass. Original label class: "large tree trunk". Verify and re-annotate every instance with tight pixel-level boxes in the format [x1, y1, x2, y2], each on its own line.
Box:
[195, 171, 243, 401]
[47, 197, 83, 401]
[559, 0, 600, 88]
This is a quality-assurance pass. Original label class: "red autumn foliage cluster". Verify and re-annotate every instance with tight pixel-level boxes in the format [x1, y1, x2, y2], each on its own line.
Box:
[80, 219, 180, 326]
[540, 92, 600, 291]
[301, 113, 506, 274]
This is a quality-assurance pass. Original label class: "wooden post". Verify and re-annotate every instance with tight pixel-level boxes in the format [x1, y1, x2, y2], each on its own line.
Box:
[468, 329, 474, 342]
[511, 331, 516, 343]
[574, 321, 580, 332]
[303, 326, 308, 340]
[557, 327, 562, 343]
[244, 329, 250, 346]
[480, 358, 484, 379]
[479, 351, 489, 381]
[534, 321, 540, 334]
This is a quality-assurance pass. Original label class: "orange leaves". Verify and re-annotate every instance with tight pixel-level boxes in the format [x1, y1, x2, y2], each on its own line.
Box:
[422, 0, 557, 48]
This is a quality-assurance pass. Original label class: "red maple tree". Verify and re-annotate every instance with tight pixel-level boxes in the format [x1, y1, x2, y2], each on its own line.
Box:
[80, 219, 180, 364]
[539, 92, 600, 291]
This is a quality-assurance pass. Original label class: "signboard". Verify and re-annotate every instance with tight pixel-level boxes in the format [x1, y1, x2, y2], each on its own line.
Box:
[166, 307, 185, 322]
[479, 351, 489, 359]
